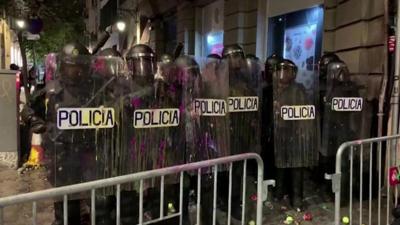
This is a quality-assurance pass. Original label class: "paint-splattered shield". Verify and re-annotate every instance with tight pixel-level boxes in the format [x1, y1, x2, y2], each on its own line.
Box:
[272, 59, 319, 168]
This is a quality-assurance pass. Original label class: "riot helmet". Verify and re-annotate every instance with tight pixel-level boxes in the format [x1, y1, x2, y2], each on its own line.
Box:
[276, 59, 297, 85]
[94, 48, 123, 77]
[59, 42, 91, 85]
[98, 48, 122, 57]
[265, 54, 283, 84]
[206, 53, 221, 65]
[327, 60, 350, 83]
[222, 44, 245, 70]
[245, 54, 259, 61]
[318, 53, 340, 81]
[175, 55, 200, 92]
[125, 44, 156, 82]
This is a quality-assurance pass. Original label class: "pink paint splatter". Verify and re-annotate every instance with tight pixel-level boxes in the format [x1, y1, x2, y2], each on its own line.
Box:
[158, 140, 166, 168]
[131, 97, 142, 108]
[130, 137, 136, 160]
[92, 58, 106, 73]
[179, 103, 185, 114]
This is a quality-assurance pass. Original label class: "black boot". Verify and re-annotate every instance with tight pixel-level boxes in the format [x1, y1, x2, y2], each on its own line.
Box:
[52, 200, 81, 225]
[52, 202, 63, 225]
[201, 175, 219, 225]
[120, 191, 139, 225]
[291, 168, 304, 210]
[340, 159, 350, 207]
[274, 168, 286, 201]
[95, 196, 115, 225]
[231, 162, 244, 221]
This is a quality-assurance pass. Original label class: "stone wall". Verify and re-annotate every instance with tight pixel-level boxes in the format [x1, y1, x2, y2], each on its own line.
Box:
[323, 0, 384, 100]
[223, 0, 258, 54]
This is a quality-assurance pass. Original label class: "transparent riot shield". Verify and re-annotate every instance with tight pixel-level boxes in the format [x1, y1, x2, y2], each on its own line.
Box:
[221, 48, 261, 223]
[184, 56, 230, 164]
[178, 55, 230, 225]
[320, 61, 363, 205]
[91, 55, 126, 190]
[272, 59, 319, 168]
[117, 47, 186, 223]
[43, 54, 118, 189]
[321, 61, 363, 158]
[222, 57, 261, 156]
[272, 59, 319, 208]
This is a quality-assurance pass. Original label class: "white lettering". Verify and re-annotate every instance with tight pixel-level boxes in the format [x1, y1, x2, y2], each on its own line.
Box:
[133, 108, 180, 128]
[280, 105, 315, 120]
[193, 99, 227, 116]
[227, 96, 259, 112]
[57, 107, 115, 130]
[332, 97, 363, 111]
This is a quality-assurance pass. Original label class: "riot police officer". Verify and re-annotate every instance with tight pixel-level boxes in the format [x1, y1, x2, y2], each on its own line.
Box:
[43, 42, 94, 225]
[121, 44, 186, 224]
[262, 55, 283, 180]
[321, 59, 362, 204]
[272, 59, 319, 209]
[92, 47, 125, 225]
[222, 44, 261, 223]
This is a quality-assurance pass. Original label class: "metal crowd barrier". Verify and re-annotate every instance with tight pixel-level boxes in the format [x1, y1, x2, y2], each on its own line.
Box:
[0, 153, 264, 225]
[332, 134, 400, 225]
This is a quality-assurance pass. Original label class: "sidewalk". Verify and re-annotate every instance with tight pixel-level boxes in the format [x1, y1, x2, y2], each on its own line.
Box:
[0, 164, 53, 225]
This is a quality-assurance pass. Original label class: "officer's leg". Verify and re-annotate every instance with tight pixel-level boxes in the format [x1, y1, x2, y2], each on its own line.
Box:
[291, 168, 304, 209]
[231, 161, 244, 220]
[244, 160, 258, 224]
[201, 174, 218, 225]
[341, 156, 350, 207]
[95, 195, 116, 225]
[320, 155, 335, 202]
[120, 190, 139, 225]
[52, 200, 81, 225]
[273, 168, 286, 200]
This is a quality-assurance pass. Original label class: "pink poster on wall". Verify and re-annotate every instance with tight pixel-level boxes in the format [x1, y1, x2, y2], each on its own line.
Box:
[283, 23, 317, 90]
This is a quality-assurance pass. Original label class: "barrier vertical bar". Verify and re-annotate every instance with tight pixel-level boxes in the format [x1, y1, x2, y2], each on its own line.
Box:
[369, 143, 373, 225]
[256, 158, 264, 225]
[179, 172, 184, 225]
[387, 140, 391, 225]
[32, 201, 37, 225]
[91, 189, 95, 225]
[213, 166, 218, 225]
[350, 146, 353, 225]
[241, 160, 247, 225]
[160, 176, 165, 219]
[360, 144, 363, 225]
[228, 163, 233, 225]
[63, 195, 68, 225]
[139, 180, 143, 225]
[116, 184, 121, 225]
[197, 169, 201, 225]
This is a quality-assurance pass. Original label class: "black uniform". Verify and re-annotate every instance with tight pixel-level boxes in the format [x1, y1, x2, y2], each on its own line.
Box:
[91, 48, 125, 225]
[43, 43, 102, 225]
[222, 44, 261, 223]
[272, 59, 319, 208]
[119, 44, 186, 224]
[262, 55, 283, 180]
[320, 60, 362, 204]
